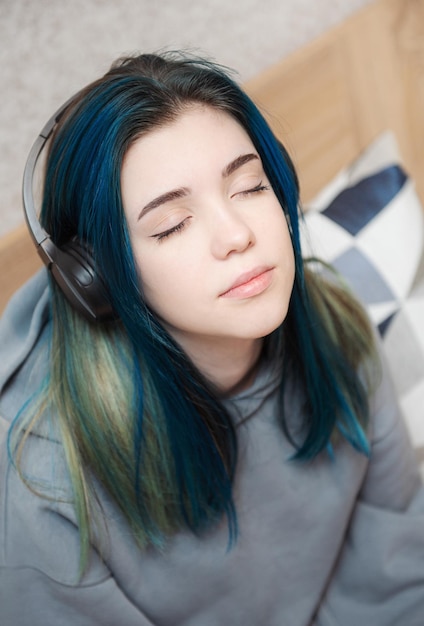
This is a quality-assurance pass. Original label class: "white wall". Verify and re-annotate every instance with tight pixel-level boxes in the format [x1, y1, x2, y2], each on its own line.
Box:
[0, 0, 373, 236]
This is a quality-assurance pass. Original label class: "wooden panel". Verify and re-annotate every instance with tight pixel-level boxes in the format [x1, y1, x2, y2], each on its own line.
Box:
[396, 0, 424, 200]
[342, 0, 414, 166]
[245, 41, 360, 202]
[245, 0, 424, 203]
[0, 224, 42, 313]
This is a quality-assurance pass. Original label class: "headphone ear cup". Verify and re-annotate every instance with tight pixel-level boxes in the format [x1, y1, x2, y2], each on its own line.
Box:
[22, 97, 118, 323]
[45, 237, 116, 322]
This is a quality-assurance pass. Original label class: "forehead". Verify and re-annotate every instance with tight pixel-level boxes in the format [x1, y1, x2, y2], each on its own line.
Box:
[123, 105, 254, 171]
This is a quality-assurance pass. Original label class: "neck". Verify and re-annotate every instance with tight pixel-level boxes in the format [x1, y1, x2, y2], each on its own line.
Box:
[171, 334, 264, 394]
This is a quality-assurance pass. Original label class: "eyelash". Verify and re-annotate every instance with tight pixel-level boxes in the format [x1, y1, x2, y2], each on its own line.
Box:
[152, 182, 270, 242]
[237, 181, 270, 196]
[152, 219, 190, 242]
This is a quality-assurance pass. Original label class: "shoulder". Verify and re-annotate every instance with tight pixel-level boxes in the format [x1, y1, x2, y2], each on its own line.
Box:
[360, 336, 423, 510]
[0, 414, 109, 586]
[0, 270, 51, 423]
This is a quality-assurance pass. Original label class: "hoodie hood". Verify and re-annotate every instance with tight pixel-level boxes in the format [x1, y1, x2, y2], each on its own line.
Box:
[0, 270, 50, 425]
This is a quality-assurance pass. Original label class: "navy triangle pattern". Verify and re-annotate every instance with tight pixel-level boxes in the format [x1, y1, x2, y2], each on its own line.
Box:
[378, 312, 397, 337]
[322, 165, 407, 235]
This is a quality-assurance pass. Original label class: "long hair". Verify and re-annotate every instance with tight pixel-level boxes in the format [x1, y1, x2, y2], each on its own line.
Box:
[10, 52, 378, 570]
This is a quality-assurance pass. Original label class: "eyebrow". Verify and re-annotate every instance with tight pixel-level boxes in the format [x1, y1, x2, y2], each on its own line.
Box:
[222, 153, 259, 178]
[138, 188, 190, 220]
[138, 152, 260, 220]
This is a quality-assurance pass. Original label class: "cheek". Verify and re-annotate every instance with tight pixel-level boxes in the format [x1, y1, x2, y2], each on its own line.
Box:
[281, 220, 295, 263]
[136, 257, 168, 310]
[263, 204, 294, 258]
[135, 247, 196, 316]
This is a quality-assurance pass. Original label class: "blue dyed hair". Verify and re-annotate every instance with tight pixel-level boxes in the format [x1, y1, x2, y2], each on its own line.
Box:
[39, 52, 375, 553]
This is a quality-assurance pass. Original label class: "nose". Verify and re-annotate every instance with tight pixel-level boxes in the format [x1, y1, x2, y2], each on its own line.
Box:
[209, 205, 256, 259]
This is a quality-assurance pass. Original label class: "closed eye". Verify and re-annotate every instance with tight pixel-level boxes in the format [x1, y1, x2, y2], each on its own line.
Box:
[151, 217, 191, 242]
[237, 182, 270, 197]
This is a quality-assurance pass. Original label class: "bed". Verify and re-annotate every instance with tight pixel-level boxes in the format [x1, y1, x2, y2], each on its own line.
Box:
[1, 0, 423, 461]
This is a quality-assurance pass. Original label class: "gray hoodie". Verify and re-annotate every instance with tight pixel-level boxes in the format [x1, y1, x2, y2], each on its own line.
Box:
[1, 270, 424, 626]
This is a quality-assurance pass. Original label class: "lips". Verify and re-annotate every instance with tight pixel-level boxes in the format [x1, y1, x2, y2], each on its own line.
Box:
[220, 266, 274, 299]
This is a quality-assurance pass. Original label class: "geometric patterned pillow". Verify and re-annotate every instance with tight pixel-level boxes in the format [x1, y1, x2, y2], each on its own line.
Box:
[301, 132, 424, 472]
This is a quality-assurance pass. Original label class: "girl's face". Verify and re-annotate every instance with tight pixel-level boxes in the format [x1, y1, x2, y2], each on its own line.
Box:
[121, 106, 295, 362]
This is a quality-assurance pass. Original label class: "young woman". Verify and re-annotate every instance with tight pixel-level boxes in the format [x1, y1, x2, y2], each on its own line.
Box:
[1, 52, 423, 625]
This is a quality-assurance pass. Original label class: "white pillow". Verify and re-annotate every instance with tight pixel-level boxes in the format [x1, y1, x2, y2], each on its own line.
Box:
[301, 132, 424, 459]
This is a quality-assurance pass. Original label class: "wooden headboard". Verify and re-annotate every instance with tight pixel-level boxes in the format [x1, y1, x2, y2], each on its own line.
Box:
[1, 0, 423, 314]
[244, 0, 424, 204]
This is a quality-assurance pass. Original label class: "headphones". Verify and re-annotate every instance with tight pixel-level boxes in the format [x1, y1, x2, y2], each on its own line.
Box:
[22, 97, 116, 323]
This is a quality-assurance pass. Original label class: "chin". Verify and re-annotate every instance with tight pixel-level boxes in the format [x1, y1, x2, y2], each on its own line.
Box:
[244, 303, 290, 340]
